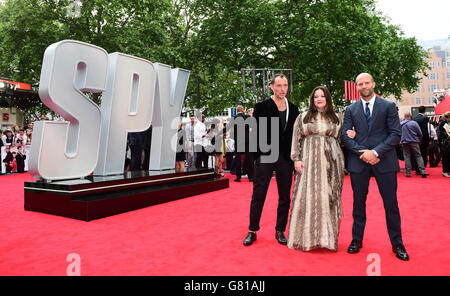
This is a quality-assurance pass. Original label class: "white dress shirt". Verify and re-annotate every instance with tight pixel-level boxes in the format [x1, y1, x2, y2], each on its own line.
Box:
[361, 94, 376, 116]
[194, 121, 207, 147]
[361, 94, 378, 157]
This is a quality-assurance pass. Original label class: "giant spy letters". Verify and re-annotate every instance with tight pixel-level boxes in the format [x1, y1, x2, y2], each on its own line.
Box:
[149, 63, 190, 170]
[29, 40, 190, 180]
[94, 53, 155, 176]
[29, 41, 107, 180]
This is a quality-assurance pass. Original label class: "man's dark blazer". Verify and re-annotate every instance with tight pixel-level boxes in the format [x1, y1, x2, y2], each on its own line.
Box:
[341, 96, 401, 173]
[233, 112, 251, 153]
[253, 98, 299, 161]
[413, 113, 430, 143]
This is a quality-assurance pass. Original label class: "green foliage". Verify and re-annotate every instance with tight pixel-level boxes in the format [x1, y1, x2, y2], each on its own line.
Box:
[0, 0, 429, 119]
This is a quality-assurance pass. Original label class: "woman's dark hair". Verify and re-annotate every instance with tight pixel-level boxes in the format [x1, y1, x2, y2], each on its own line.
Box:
[303, 85, 340, 124]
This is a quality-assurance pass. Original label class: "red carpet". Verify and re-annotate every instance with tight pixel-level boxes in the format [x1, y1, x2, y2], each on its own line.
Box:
[0, 162, 449, 276]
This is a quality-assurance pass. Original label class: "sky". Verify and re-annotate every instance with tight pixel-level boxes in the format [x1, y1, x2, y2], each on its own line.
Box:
[375, 0, 450, 41]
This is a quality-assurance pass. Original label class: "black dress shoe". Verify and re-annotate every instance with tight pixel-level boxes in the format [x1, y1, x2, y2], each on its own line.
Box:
[393, 244, 410, 261]
[275, 231, 287, 245]
[234, 178, 241, 182]
[243, 232, 257, 246]
[347, 239, 362, 254]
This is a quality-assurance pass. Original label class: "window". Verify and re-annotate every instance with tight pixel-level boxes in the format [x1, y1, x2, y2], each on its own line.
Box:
[428, 84, 441, 92]
[437, 73, 439, 80]
[430, 62, 435, 70]
[415, 86, 421, 93]
[447, 72, 450, 79]
[428, 97, 434, 104]
[428, 73, 436, 80]
[415, 97, 422, 105]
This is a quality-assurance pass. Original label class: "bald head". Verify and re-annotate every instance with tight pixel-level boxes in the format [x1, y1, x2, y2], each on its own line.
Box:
[403, 112, 412, 119]
[356, 73, 374, 84]
[355, 72, 376, 100]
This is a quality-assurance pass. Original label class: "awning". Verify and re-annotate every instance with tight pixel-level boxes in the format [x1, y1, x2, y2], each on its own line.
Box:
[0, 89, 41, 110]
[0, 79, 41, 110]
[434, 94, 450, 115]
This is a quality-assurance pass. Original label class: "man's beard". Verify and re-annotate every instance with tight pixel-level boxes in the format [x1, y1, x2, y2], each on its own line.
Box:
[361, 89, 374, 99]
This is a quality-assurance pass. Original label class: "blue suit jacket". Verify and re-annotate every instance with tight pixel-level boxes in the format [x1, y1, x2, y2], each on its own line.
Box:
[341, 96, 401, 174]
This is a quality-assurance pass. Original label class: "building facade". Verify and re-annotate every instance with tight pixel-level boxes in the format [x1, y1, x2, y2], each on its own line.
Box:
[390, 47, 450, 119]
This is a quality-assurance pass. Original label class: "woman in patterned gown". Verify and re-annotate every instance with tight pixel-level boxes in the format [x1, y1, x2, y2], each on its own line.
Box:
[287, 86, 345, 252]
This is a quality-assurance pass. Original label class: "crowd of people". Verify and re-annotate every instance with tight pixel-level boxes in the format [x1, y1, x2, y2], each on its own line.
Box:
[123, 108, 257, 179]
[2, 100, 449, 184]
[399, 106, 450, 178]
[0, 122, 33, 174]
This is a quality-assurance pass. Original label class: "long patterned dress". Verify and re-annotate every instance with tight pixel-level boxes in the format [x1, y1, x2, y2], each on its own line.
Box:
[287, 112, 345, 252]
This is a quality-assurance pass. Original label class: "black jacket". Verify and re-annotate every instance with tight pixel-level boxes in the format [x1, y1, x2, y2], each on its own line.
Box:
[413, 113, 430, 143]
[233, 112, 251, 153]
[253, 98, 299, 161]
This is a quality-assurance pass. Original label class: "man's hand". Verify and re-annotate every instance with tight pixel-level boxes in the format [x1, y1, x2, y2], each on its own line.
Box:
[346, 127, 356, 139]
[359, 149, 379, 165]
[294, 160, 305, 174]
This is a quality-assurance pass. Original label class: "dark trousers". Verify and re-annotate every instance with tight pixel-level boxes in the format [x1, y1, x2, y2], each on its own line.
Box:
[350, 166, 403, 246]
[235, 152, 254, 180]
[428, 141, 441, 167]
[442, 150, 450, 173]
[194, 145, 208, 168]
[402, 142, 425, 174]
[249, 155, 294, 232]
[130, 145, 143, 171]
[420, 141, 429, 167]
[142, 148, 150, 170]
[225, 152, 234, 170]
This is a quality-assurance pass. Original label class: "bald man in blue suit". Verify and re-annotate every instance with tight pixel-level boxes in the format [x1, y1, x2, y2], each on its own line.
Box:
[341, 73, 409, 261]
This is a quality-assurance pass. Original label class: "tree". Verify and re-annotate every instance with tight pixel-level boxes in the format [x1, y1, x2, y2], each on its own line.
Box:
[0, 0, 430, 119]
[0, 0, 179, 119]
[182, 0, 429, 111]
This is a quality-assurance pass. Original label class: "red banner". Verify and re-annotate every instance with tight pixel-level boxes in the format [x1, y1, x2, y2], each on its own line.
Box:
[344, 80, 360, 101]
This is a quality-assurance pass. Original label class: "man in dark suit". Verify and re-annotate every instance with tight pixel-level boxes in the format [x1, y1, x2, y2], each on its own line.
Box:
[341, 73, 409, 261]
[243, 73, 299, 246]
[128, 132, 144, 171]
[233, 105, 253, 182]
[413, 106, 430, 171]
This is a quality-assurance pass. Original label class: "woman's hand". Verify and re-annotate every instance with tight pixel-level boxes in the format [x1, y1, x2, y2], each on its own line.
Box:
[294, 160, 305, 175]
[347, 127, 356, 139]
